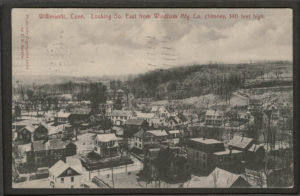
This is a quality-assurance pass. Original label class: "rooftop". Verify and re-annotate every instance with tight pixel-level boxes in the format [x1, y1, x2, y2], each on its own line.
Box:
[213, 149, 243, 155]
[32, 140, 47, 152]
[111, 110, 132, 117]
[57, 112, 71, 118]
[169, 130, 180, 134]
[47, 139, 66, 150]
[96, 133, 121, 142]
[189, 138, 223, 144]
[125, 118, 146, 126]
[228, 135, 253, 149]
[184, 167, 249, 188]
[49, 160, 81, 177]
[147, 130, 168, 137]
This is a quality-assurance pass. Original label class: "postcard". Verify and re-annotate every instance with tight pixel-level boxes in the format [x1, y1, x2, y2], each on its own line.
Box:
[11, 8, 293, 189]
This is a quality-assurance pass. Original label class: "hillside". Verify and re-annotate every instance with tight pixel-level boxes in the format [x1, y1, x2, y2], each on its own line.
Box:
[125, 61, 292, 101]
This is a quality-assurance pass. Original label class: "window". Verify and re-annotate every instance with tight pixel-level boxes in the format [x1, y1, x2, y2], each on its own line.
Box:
[203, 154, 206, 159]
[71, 185, 74, 188]
[67, 169, 72, 175]
[71, 176, 74, 182]
[61, 178, 64, 183]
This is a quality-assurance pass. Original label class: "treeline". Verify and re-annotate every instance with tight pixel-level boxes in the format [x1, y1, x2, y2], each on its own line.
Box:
[123, 62, 284, 101]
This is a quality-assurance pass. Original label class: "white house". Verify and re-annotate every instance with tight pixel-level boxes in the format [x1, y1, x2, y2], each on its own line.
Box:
[135, 112, 156, 123]
[111, 110, 133, 126]
[55, 112, 71, 124]
[168, 130, 181, 145]
[94, 133, 121, 158]
[205, 110, 224, 126]
[133, 130, 168, 150]
[49, 160, 81, 188]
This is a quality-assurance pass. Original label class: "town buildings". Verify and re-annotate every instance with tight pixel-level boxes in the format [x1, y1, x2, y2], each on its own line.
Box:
[205, 110, 224, 126]
[49, 160, 82, 188]
[186, 138, 225, 173]
[133, 130, 168, 150]
[94, 133, 121, 158]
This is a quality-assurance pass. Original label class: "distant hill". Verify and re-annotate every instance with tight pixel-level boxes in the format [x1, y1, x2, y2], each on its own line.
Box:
[124, 61, 292, 101]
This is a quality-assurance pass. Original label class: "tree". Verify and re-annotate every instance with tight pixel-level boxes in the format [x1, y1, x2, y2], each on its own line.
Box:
[14, 105, 21, 121]
[89, 83, 107, 114]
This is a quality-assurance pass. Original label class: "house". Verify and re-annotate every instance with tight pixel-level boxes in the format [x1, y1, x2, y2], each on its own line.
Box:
[32, 140, 48, 165]
[68, 108, 92, 124]
[143, 146, 191, 182]
[133, 130, 168, 150]
[205, 110, 224, 126]
[149, 117, 165, 128]
[151, 105, 173, 117]
[15, 125, 35, 145]
[168, 130, 181, 145]
[44, 111, 56, 122]
[62, 124, 74, 140]
[135, 112, 156, 123]
[228, 135, 254, 152]
[111, 110, 133, 126]
[124, 118, 148, 137]
[48, 125, 64, 140]
[183, 167, 251, 188]
[186, 138, 225, 173]
[212, 148, 244, 173]
[55, 112, 71, 124]
[228, 135, 265, 166]
[47, 139, 68, 165]
[15, 143, 34, 167]
[49, 160, 81, 188]
[94, 133, 121, 158]
[33, 123, 49, 141]
[12, 119, 40, 132]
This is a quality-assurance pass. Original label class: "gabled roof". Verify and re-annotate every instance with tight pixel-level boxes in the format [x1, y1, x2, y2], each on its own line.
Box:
[147, 130, 168, 137]
[96, 133, 120, 142]
[57, 112, 71, 118]
[111, 110, 132, 117]
[125, 118, 146, 126]
[168, 116, 178, 124]
[49, 160, 81, 177]
[248, 143, 264, 152]
[169, 130, 180, 134]
[134, 130, 146, 138]
[136, 112, 156, 119]
[213, 149, 242, 155]
[228, 136, 253, 150]
[19, 125, 36, 133]
[190, 138, 223, 145]
[47, 139, 66, 150]
[177, 113, 188, 122]
[184, 167, 249, 188]
[71, 108, 92, 115]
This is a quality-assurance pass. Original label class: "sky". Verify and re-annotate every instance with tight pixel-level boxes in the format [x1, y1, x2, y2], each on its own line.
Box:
[12, 8, 292, 77]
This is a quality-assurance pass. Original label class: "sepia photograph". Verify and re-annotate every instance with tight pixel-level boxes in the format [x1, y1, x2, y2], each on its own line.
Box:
[11, 8, 293, 189]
